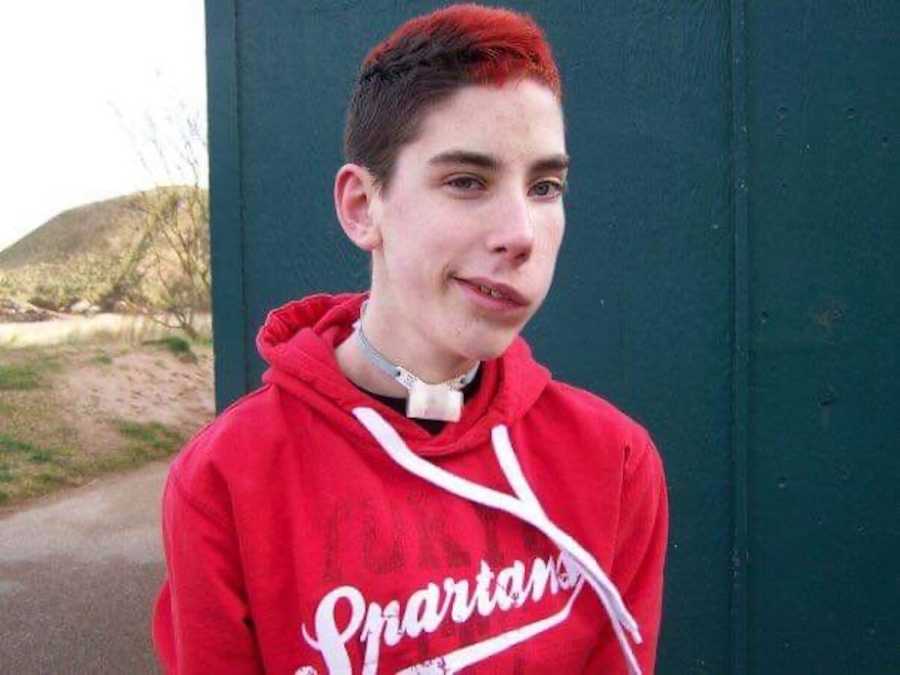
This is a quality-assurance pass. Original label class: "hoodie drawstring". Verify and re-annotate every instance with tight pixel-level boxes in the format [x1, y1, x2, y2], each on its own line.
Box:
[352, 407, 643, 675]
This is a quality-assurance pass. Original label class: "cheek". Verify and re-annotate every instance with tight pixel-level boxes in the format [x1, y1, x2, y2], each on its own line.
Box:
[535, 213, 565, 262]
[392, 203, 461, 255]
[381, 205, 448, 283]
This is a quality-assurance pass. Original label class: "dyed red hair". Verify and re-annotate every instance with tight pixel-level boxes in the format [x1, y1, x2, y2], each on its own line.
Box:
[343, 3, 563, 195]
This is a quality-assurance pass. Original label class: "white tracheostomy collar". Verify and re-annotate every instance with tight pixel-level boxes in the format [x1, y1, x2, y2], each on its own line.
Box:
[352, 406, 644, 675]
[352, 300, 479, 423]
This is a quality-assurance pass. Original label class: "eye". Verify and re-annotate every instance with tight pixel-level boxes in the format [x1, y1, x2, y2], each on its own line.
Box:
[530, 180, 566, 198]
[446, 176, 484, 191]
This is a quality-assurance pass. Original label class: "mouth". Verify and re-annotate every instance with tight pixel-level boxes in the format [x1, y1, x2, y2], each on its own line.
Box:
[453, 276, 529, 309]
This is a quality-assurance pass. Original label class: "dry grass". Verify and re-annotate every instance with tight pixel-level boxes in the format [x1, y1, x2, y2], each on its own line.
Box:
[0, 311, 212, 349]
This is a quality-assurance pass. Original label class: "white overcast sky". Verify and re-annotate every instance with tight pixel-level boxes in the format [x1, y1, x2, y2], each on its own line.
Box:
[0, 1, 207, 252]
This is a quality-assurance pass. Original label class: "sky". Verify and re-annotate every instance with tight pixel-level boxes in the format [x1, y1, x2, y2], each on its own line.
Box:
[0, 1, 207, 252]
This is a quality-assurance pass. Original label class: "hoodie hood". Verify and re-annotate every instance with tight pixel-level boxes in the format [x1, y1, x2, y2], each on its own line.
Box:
[256, 292, 551, 456]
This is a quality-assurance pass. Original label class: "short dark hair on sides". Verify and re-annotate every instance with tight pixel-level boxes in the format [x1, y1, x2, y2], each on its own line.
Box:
[343, 2, 562, 197]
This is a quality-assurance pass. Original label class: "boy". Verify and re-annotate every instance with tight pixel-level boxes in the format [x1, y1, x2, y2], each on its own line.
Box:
[152, 3, 668, 674]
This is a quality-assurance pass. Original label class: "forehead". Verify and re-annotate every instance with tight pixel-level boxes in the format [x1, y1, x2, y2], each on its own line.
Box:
[404, 79, 566, 167]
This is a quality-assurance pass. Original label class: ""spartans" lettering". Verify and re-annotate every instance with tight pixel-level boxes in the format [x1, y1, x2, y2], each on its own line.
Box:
[301, 552, 581, 674]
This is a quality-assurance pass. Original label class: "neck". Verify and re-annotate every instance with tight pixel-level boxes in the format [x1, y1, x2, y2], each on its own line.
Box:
[334, 295, 478, 398]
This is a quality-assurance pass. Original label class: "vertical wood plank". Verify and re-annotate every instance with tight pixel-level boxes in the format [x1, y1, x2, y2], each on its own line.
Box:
[206, 0, 248, 411]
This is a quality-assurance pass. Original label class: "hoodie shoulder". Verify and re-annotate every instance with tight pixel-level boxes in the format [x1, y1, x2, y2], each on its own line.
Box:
[540, 379, 656, 470]
[165, 383, 280, 518]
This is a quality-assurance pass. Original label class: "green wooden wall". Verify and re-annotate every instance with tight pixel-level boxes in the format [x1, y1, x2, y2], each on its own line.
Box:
[205, 2, 899, 672]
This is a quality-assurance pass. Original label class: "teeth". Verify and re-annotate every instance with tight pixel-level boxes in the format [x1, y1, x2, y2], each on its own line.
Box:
[477, 284, 505, 299]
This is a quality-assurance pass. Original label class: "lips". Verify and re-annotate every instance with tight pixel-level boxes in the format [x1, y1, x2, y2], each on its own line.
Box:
[454, 277, 529, 306]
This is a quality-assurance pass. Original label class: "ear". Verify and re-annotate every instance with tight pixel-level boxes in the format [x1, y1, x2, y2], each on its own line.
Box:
[334, 163, 382, 251]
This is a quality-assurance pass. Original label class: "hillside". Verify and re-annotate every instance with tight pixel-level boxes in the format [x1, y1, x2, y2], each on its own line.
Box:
[0, 186, 209, 315]
[0, 186, 207, 270]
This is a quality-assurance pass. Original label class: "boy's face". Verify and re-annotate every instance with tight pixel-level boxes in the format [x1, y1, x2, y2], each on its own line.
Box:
[367, 78, 567, 365]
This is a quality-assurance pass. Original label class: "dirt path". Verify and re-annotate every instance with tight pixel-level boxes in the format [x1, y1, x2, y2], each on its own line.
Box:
[55, 344, 215, 457]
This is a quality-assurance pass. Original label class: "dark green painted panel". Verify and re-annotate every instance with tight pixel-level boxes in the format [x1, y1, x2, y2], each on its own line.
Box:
[746, 3, 900, 674]
[527, 4, 734, 673]
[206, 0, 248, 409]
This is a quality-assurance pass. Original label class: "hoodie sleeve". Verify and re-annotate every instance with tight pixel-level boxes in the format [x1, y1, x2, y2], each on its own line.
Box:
[589, 432, 670, 674]
[152, 461, 265, 675]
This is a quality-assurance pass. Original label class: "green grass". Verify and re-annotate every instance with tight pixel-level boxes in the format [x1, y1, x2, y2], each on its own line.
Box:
[32, 471, 67, 488]
[142, 335, 198, 363]
[113, 420, 185, 464]
[0, 433, 78, 504]
[115, 419, 182, 448]
[90, 351, 113, 365]
[0, 434, 34, 453]
[0, 420, 185, 506]
[143, 335, 191, 354]
[0, 434, 68, 466]
[27, 449, 55, 463]
[0, 348, 67, 390]
[0, 364, 42, 390]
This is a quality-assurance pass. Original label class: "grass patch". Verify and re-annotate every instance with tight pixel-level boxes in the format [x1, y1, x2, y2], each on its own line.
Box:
[27, 449, 55, 464]
[113, 419, 184, 458]
[0, 363, 42, 390]
[90, 351, 113, 365]
[0, 434, 70, 467]
[32, 471, 67, 488]
[143, 335, 192, 355]
[0, 421, 185, 507]
[0, 434, 38, 454]
[115, 419, 182, 449]
[0, 432, 80, 504]
[0, 350, 65, 391]
[142, 335, 198, 363]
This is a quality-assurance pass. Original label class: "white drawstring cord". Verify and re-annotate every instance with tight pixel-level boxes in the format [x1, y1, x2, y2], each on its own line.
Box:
[491, 424, 642, 675]
[352, 407, 643, 675]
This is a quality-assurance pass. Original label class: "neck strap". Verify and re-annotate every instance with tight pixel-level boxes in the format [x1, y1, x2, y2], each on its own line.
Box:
[353, 300, 480, 392]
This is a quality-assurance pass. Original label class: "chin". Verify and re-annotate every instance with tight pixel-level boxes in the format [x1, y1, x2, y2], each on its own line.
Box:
[461, 328, 519, 362]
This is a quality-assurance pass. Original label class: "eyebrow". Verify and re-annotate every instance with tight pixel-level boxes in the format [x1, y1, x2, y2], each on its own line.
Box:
[427, 149, 570, 174]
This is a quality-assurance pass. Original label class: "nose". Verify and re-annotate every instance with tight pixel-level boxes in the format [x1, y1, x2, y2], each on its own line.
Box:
[485, 191, 535, 263]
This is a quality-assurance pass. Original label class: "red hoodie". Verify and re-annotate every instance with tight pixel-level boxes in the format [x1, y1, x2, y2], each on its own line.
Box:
[152, 292, 668, 675]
